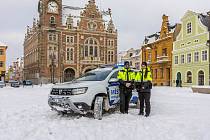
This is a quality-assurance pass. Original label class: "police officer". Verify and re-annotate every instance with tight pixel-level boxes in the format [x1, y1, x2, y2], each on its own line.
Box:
[117, 61, 135, 114]
[135, 62, 152, 117]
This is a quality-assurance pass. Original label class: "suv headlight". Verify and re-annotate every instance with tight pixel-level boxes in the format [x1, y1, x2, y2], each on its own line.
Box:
[71, 87, 88, 95]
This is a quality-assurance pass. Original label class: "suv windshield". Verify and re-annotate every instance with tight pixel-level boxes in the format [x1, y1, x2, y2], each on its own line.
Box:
[76, 70, 112, 81]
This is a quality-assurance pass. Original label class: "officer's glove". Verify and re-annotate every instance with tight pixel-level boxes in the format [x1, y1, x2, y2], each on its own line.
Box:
[126, 83, 131, 88]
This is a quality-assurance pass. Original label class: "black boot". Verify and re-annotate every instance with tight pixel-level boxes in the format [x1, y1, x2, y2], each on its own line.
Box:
[145, 114, 149, 117]
[138, 112, 144, 115]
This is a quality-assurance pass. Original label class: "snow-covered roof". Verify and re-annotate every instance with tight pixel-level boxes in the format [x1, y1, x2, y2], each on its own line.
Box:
[0, 41, 7, 47]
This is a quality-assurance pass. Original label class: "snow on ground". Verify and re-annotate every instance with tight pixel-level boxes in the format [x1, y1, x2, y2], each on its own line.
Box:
[0, 86, 210, 140]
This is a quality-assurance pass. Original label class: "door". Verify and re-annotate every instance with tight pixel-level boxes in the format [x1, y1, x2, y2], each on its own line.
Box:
[198, 70, 204, 86]
[176, 72, 182, 87]
[107, 71, 120, 106]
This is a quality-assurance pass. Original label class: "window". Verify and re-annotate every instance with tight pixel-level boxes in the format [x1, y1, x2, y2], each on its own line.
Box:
[187, 54, 191, 63]
[194, 52, 199, 62]
[76, 70, 112, 81]
[110, 71, 119, 79]
[155, 51, 157, 60]
[181, 55, 185, 64]
[108, 51, 114, 63]
[160, 68, 164, 79]
[187, 71, 192, 83]
[194, 39, 199, 43]
[66, 48, 74, 61]
[154, 69, 157, 79]
[50, 16, 55, 24]
[70, 48, 74, 61]
[148, 51, 152, 61]
[175, 56, 178, 64]
[198, 71, 204, 86]
[181, 43, 185, 47]
[84, 38, 99, 58]
[187, 22, 192, 34]
[94, 46, 98, 57]
[84, 46, 88, 57]
[107, 40, 114, 47]
[89, 46, 93, 56]
[0, 49, 3, 55]
[48, 34, 57, 42]
[202, 50, 207, 61]
[162, 48, 167, 56]
[66, 36, 74, 44]
[0, 61, 3, 67]
[67, 24, 72, 29]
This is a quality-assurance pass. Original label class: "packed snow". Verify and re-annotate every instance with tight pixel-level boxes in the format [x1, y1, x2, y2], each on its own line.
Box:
[0, 85, 210, 140]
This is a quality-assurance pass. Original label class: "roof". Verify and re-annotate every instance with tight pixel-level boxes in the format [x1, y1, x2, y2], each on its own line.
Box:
[0, 42, 7, 47]
[198, 14, 210, 31]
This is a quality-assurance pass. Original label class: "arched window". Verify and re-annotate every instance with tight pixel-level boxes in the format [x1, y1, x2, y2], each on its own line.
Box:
[84, 38, 99, 58]
[198, 70, 204, 86]
[94, 46, 98, 57]
[187, 71, 192, 83]
[84, 45, 88, 57]
[50, 16, 55, 24]
[89, 46, 93, 56]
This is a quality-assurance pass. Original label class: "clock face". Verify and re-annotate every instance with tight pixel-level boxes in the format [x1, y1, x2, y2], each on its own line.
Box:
[48, 1, 58, 13]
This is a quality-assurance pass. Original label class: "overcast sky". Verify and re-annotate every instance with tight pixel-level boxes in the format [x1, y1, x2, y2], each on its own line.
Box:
[0, 0, 210, 66]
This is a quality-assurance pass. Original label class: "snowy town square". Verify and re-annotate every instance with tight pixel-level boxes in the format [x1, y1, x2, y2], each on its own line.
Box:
[0, 86, 210, 140]
[1, 0, 210, 140]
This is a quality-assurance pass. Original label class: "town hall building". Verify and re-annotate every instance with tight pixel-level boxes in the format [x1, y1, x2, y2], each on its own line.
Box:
[24, 0, 118, 84]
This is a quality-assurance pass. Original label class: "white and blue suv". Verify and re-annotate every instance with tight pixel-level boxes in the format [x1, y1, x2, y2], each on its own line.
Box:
[48, 65, 138, 120]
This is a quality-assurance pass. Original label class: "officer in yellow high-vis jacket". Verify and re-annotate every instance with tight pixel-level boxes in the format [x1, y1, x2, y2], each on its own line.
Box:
[117, 61, 135, 114]
[135, 62, 152, 117]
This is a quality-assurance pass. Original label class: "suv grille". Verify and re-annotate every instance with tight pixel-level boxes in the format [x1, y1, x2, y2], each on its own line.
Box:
[51, 88, 72, 95]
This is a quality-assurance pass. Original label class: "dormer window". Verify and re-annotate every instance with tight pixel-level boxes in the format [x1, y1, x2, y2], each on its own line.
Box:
[50, 16, 56, 24]
[187, 22, 192, 34]
[67, 24, 72, 29]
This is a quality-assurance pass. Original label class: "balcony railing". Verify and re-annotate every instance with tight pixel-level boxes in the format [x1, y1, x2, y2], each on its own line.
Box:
[156, 55, 169, 63]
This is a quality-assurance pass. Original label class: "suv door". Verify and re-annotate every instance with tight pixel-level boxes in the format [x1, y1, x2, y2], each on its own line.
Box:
[107, 71, 120, 106]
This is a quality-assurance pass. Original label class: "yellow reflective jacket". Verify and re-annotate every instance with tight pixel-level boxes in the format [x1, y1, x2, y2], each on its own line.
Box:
[135, 67, 152, 82]
[117, 67, 135, 82]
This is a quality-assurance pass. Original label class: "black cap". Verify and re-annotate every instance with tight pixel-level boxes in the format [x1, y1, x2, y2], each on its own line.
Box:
[124, 61, 129, 65]
[141, 62, 147, 67]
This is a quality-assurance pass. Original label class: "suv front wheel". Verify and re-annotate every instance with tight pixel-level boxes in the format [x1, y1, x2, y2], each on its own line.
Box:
[93, 96, 104, 120]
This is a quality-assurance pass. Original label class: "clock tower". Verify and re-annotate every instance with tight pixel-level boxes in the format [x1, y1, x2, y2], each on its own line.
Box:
[38, 0, 62, 27]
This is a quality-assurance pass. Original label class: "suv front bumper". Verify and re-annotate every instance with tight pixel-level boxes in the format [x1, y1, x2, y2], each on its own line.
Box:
[48, 95, 91, 114]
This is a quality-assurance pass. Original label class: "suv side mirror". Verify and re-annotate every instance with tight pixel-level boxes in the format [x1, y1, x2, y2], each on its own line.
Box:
[108, 78, 119, 83]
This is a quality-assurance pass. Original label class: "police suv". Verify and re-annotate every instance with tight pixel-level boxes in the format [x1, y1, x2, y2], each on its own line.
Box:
[48, 65, 138, 120]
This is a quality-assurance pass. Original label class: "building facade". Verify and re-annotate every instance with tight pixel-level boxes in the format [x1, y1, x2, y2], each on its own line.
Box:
[118, 48, 141, 69]
[172, 11, 210, 87]
[24, 0, 117, 84]
[142, 15, 180, 86]
[0, 42, 7, 81]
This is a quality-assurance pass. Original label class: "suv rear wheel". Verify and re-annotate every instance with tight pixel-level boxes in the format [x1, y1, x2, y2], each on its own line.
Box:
[93, 96, 104, 120]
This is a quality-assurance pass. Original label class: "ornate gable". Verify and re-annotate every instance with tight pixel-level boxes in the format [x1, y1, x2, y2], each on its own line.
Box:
[79, 0, 104, 31]
[81, 0, 102, 19]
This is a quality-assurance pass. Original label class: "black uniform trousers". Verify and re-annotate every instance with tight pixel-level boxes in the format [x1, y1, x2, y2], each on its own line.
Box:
[119, 87, 132, 114]
[138, 92, 151, 115]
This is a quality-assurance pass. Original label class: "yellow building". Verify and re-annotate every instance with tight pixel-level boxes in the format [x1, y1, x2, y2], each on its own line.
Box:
[0, 42, 7, 81]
